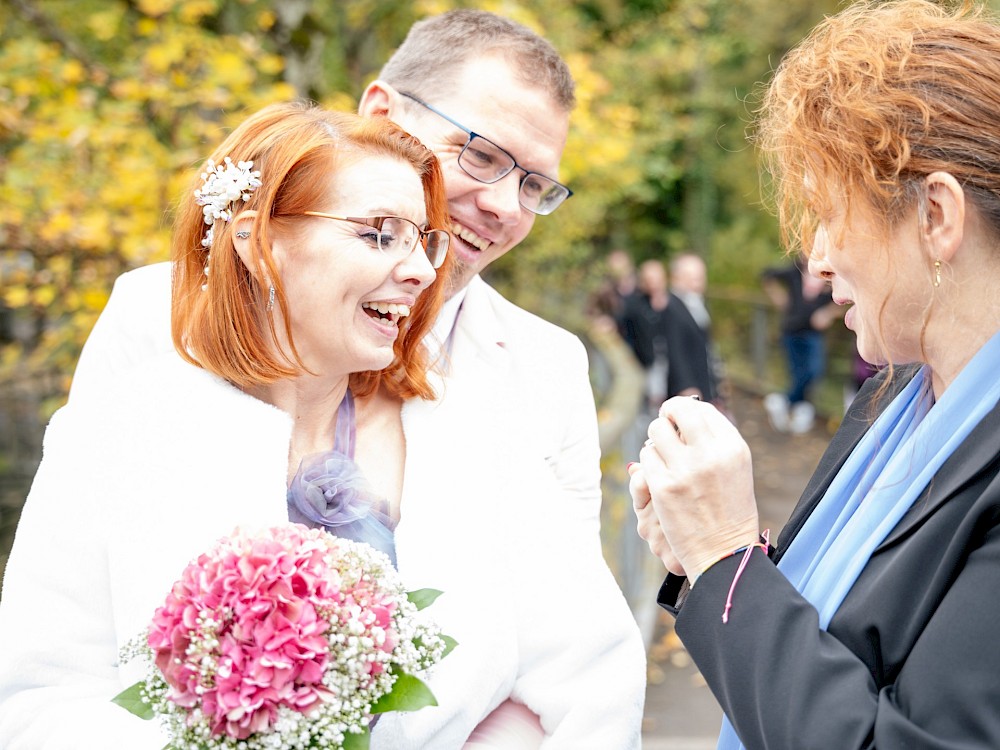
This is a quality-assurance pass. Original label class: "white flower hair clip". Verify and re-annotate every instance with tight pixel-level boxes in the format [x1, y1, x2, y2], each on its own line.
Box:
[194, 156, 262, 249]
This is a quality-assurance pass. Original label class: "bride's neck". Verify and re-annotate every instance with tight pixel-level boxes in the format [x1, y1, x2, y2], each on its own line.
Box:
[249, 375, 350, 460]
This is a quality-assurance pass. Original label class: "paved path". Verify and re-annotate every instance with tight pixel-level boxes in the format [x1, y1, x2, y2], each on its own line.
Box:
[640, 387, 834, 746]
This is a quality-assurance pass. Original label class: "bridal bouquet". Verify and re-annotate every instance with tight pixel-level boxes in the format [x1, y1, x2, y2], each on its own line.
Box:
[114, 523, 452, 749]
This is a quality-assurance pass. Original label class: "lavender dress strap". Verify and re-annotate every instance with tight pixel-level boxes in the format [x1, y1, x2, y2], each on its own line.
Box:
[334, 385, 356, 456]
[287, 390, 398, 566]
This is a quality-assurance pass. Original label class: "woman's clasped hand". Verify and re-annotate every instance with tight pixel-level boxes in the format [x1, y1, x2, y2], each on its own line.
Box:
[631, 396, 759, 583]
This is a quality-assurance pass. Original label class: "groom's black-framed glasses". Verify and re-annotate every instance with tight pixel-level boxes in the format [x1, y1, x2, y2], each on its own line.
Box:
[399, 92, 573, 216]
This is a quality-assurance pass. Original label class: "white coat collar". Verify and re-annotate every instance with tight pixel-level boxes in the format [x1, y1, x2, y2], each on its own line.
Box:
[449, 275, 510, 372]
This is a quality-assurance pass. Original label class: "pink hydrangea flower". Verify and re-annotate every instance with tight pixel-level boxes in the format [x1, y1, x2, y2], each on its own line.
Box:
[145, 524, 404, 740]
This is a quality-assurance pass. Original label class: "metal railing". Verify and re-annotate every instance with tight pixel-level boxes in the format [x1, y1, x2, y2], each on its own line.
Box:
[0, 367, 61, 587]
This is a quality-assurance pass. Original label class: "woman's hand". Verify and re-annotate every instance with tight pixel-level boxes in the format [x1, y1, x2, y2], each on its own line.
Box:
[638, 396, 760, 581]
[629, 462, 685, 575]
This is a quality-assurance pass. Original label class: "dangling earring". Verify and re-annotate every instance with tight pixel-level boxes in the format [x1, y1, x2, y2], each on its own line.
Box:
[934, 259, 942, 288]
[267, 285, 275, 312]
[201, 253, 210, 292]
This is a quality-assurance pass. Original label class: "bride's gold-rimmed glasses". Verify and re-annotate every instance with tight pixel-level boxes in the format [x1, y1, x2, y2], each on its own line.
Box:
[301, 212, 449, 269]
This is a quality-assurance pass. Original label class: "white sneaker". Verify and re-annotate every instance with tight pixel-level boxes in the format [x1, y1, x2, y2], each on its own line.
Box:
[789, 401, 816, 434]
[763, 393, 789, 433]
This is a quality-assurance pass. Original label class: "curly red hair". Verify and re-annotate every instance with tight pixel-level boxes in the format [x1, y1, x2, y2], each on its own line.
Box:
[757, 0, 1000, 257]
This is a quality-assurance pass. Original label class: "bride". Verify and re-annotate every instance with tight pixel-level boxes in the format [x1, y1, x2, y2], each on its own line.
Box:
[0, 101, 450, 747]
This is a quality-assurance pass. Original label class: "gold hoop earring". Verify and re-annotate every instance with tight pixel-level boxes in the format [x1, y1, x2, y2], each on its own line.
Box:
[934, 259, 942, 288]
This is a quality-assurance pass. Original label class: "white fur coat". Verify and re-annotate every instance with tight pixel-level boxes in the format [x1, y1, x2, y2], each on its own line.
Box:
[0, 267, 645, 749]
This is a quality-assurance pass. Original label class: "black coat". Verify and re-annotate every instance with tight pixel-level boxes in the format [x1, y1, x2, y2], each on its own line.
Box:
[761, 263, 834, 335]
[657, 365, 1000, 749]
[664, 292, 718, 401]
[618, 291, 668, 369]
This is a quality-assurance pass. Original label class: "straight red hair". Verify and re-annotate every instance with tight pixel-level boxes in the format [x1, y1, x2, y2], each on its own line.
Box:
[171, 102, 452, 400]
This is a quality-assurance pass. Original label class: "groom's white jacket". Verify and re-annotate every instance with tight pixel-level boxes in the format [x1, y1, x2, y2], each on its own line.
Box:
[388, 275, 646, 747]
[0, 263, 645, 749]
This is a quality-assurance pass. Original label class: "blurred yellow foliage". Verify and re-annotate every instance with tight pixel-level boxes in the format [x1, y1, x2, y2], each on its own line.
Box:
[3, 288, 30, 309]
[257, 11, 277, 31]
[60, 60, 86, 85]
[87, 10, 123, 41]
[179, 0, 220, 24]
[137, 0, 176, 17]
[0, 0, 842, 421]
[0, 0, 302, 399]
[33, 286, 57, 308]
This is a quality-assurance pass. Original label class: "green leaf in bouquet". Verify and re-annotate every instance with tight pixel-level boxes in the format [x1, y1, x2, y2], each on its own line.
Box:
[406, 588, 444, 611]
[111, 681, 155, 720]
[371, 671, 438, 714]
[441, 634, 459, 658]
[342, 727, 371, 750]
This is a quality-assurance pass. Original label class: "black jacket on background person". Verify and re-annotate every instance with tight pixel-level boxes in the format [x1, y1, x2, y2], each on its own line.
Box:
[657, 365, 1000, 749]
[761, 260, 834, 335]
[618, 290, 668, 370]
[663, 291, 717, 402]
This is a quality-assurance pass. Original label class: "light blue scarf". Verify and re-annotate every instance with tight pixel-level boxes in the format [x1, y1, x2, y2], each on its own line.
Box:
[717, 329, 1000, 750]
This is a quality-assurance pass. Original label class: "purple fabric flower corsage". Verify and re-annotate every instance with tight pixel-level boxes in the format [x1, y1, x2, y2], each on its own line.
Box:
[287, 450, 398, 566]
[288, 451, 372, 526]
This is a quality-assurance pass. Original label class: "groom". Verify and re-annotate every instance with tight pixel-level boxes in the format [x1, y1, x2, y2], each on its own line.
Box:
[69, 9, 646, 746]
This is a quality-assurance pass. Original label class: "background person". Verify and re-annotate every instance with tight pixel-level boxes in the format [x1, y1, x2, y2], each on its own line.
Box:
[632, 1, 1000, 748]
[663, 253, 724, 408]
[51, 9, 647, 748]
[619, 259, 671, 410]
[608, 248, 638, 301]
[761, 255, 838, 433]
[587, 248, 636, 337]
[844, 341, 881, 412]
[606, 247, 638, 333]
